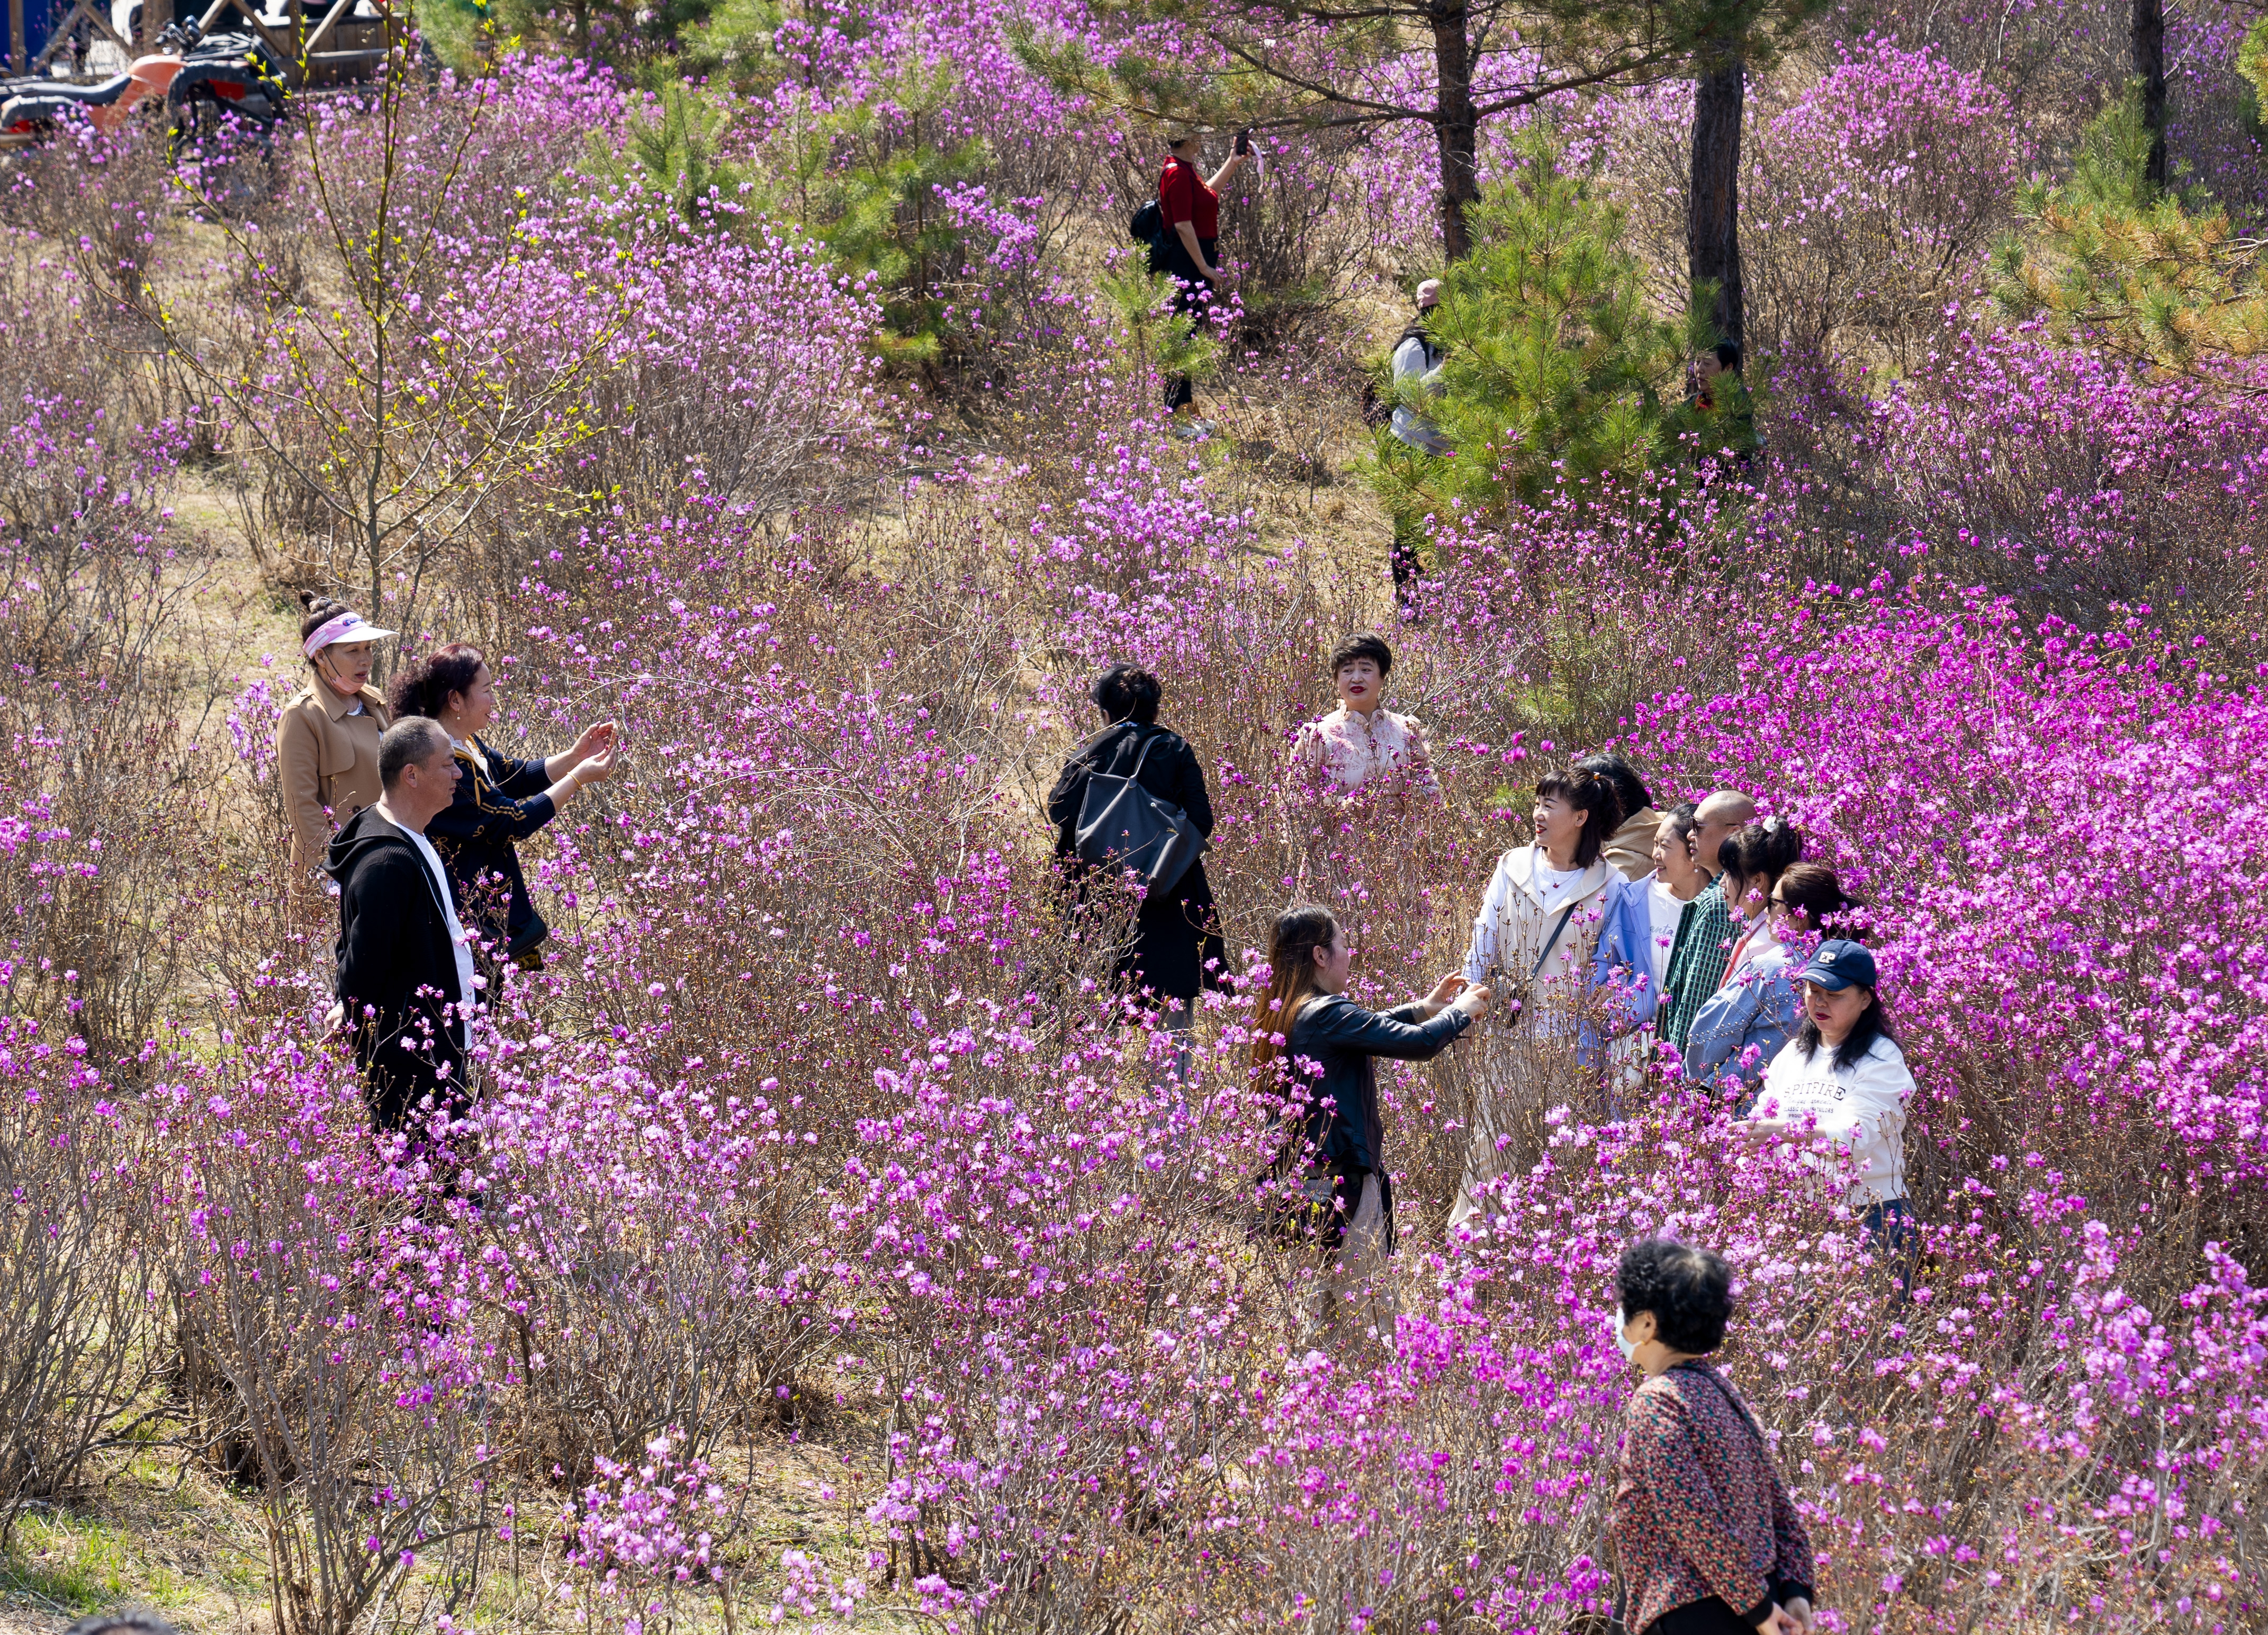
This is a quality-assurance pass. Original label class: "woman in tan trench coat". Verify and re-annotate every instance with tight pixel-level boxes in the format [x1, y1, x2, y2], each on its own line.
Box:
[274, 593, 397, 879]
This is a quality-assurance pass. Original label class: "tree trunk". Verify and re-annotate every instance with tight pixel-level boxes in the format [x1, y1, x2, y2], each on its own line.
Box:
[1688, 52, 1745, 352]
[1430, 0, 1478, 262]
[2133, 0, 2167, 188]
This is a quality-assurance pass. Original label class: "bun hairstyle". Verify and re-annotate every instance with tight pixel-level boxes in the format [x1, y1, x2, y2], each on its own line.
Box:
[1720, 818, 1804, 893]
[1533, 766, 1625, 869]
[388, 642, 486, 722]
[298, 590, 358, 653]
[1092, 662, 1163, 726]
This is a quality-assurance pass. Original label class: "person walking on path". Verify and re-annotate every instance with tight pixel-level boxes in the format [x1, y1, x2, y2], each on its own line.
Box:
[389, 644, 619, 969]
[1047, 663, 1227, 1023]
[1610, 1237, 1817, 1635]
[1385, 279, 1450, 594]
[326, 717, 478, 1133]
[1156, 125, 1249, 424]
[276, 593, 396, 881]
[1657, 789, 1757, 1051]
[1253, 903, 1491, 1345]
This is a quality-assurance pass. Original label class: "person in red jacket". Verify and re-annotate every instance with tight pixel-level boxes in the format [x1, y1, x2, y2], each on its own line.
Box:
[1157, 125, 1249, 419]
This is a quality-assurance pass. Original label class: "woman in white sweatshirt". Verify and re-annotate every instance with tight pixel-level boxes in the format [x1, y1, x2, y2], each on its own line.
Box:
[1741, 939, 1915, 1264]
[1451, 765, 1632, 1238]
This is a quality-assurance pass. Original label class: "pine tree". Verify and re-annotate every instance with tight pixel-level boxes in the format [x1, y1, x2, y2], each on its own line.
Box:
[1367, 127, 1720, 528]
[1991, 80, 2268, 375]
[1014, 0, 1823, 261]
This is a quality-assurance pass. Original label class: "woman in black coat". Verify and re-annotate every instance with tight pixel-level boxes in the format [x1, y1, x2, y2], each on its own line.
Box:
[389, 643, 620, 967]
[1047, 663, 1226, 1010]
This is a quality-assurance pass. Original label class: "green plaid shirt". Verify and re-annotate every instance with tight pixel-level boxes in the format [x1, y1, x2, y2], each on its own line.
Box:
[1659, 877, 1735, 1052]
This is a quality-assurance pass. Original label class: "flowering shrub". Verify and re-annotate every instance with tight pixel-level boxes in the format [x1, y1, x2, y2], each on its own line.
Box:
[1768, 322, 2268, 623]
[1607, 40, 2024, 363]
[1745, 40, 2026, 363]
[0, 16, 2263, 1635]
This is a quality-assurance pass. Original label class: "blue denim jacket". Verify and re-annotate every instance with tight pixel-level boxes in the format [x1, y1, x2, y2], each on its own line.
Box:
[1580, 873, 1660, 1069]
[1683, 937, 1803, 1095]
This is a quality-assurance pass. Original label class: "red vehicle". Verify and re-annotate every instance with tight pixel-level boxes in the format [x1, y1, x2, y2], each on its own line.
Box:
[0, 18, 286, 151]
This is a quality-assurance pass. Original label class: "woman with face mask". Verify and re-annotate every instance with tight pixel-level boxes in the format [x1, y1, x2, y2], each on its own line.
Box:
[275, 593, 397, 882]
[1610, 1238, 1817, 1635]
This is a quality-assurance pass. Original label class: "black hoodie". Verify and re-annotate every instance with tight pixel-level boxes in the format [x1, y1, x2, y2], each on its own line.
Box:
[324, 804, 471, 1131]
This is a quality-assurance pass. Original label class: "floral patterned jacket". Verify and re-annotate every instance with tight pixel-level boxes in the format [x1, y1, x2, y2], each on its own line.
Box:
[1289, 704, 1441, 799]
[1611, 1360, 1816, 1632]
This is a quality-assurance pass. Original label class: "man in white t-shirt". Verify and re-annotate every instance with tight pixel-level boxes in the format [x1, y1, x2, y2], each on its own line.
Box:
[325, 716, 478, 1132]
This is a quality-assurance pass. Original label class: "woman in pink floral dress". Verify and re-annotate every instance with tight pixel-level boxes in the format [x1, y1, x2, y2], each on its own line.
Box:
[1290, 631, 1443, 802]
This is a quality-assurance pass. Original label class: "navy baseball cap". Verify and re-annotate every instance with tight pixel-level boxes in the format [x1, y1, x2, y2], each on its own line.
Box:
[1798, 939, 1877, 992]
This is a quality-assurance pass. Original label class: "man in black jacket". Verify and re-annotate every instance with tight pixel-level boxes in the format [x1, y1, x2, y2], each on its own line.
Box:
[325, 715, 476, 1131]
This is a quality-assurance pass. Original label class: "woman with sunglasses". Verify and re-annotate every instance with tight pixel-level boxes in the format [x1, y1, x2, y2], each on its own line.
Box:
[1685, 849, 1850, 1104]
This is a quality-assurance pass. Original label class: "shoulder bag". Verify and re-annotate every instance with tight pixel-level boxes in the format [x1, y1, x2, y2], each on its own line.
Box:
[1492, 897, 1581, 1026]
[1072, 729, 1208, 900]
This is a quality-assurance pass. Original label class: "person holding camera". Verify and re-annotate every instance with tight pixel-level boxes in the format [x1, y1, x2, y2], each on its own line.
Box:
[1157, 124, 1250, 421]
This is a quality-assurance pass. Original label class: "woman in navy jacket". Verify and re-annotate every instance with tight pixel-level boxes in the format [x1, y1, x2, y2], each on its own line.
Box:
[389, 643, 620, 966]
[1253, 903, 1492, 1322]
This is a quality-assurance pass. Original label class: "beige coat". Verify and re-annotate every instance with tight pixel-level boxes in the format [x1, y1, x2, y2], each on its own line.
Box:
[1451, 846, 1618, 1237]
[1601, 805, 1663, 881]
[276, 681, 392, 875]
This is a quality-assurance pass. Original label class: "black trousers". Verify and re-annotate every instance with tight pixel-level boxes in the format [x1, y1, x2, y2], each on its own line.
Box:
[1646, 1596, 1761, 1635]
[1160, 236, 1217, 410]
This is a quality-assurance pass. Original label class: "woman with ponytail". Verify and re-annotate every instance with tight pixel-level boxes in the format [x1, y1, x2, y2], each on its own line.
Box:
[1255, 904, 1491, 1342]
[275, 592, 397, 879]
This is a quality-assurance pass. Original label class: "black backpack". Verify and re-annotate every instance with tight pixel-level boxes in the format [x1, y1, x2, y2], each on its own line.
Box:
[1129, 200, 1169, 274]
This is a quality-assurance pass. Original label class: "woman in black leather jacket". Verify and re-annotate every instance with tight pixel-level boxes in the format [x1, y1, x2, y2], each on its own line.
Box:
[1253, 904, 1492, 1340]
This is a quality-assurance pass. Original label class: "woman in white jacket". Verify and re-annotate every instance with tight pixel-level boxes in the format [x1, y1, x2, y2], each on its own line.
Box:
[1741, 939, 1916, 1268]
[1451, 765, 1631, 1238]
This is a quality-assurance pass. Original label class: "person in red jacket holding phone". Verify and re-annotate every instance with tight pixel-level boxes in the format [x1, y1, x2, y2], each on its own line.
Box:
[1158, 125, 1250, 419]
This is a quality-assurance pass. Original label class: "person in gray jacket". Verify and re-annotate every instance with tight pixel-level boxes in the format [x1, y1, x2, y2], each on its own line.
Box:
[1390, 280, 1450, 455]
[1387, 280, 1451, 598]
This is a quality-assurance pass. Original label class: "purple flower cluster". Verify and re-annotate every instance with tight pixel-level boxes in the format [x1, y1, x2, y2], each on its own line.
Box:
[0, 7, 2264, 1628]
